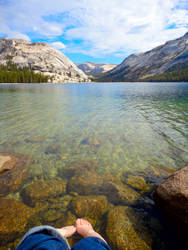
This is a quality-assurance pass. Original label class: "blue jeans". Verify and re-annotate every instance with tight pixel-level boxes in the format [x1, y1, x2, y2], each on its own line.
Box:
[16, 226, 111, 250]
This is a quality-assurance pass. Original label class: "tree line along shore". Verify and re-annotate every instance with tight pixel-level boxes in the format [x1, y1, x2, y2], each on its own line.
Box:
[0, 60, 52, 83]
[1, 59, 188, 83]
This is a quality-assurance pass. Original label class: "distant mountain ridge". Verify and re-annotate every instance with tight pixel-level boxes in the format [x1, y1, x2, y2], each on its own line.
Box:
[76, 62, 117, 75]
[0, 38, 89, 83]
[99, 32, 188, 82]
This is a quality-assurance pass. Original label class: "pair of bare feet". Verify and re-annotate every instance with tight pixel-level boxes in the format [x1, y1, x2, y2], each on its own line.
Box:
[57, 218, 106, 244]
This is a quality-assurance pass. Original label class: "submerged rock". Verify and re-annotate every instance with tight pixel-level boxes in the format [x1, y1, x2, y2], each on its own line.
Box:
[60, 161, 97, 179]
[42, 209, 63, 223]
[0, 154, 15, 174]
[71, 195, 108, 219]
[68, 170, 103, 195]
[81, 137, 101, 147]
[67, 162, 103, 195]
[55, 211, 76, 228]
[21, 179, 67, 206]
[45, 144, 62, 155]
[0, 151, 31, 175]
[65, 161, 141, 203]
[34, 194, 73, 215]
[24, 136, 44, 144]
[153, 165, 188, 233]
[102, 181, 140, 205]
[143, 165, 175, 185]
[106, 206, 151, 250]
[0, 198, 34, 244]
[0, 152, 31, 197]
[125, 175, 149, 192]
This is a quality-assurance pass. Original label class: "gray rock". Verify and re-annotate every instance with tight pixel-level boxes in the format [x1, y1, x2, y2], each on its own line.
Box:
[76, 62, 117, 76]
[0, 38, 89, 83]
[153, 165, 188, 233]
[101, 32, 188, 81]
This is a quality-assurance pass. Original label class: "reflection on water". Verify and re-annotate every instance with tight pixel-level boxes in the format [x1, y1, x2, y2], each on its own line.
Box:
[0, 82, 188, 249]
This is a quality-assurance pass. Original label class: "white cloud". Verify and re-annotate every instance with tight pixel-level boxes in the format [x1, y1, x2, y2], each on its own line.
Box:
[50, 41, 66, 49]
[65, 0, 188, 56]
[0, 0, 187, 58]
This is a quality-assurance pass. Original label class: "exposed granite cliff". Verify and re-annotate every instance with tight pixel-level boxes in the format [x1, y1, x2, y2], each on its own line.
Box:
[100, 32, 188, 81]
[0, 38, 89, 83]
[76, 62, 116, 76]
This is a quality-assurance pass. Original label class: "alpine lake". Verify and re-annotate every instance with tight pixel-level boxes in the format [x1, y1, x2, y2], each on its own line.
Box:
[0, 82, 188, 249]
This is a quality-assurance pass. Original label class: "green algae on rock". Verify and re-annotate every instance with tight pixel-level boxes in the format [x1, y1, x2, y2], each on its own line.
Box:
[60, 161, 98, 179]
[67, 163, 103, 195]
[71, 195, 108, 219]
[81, 137, 101, 147]
[68, 171, 103, 195]
[102, 181, 140, 205]
[33, 194, 73, 216]
[125, 175, 149, 192]
[45, 144, 62, 155]
[106, 206, 152, 250]
[25, 136, 44, 144]
[42, 209, 63, 223]
[65, 161, 141, 203]
[21, 179, 67, 207]
[142, 165, 175, 185]
[55, 211, 77, 228]
[0, 199, 34, 245]
[0, 152, 31, 197]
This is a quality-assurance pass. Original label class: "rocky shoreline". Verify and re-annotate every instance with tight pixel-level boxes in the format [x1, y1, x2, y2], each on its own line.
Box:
[0, 151, 187, 249]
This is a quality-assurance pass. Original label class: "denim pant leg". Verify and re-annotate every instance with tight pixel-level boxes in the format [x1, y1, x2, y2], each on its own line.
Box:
[16, 226, 71, 250]
[72, 237, 112, 250]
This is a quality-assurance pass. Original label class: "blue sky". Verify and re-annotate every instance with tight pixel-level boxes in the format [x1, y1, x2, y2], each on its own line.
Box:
[0, 0, 188, 64]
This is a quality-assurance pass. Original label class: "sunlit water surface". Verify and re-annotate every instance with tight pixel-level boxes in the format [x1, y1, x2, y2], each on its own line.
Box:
[0, 82, 188, 249]
[0, 83, 187, 174]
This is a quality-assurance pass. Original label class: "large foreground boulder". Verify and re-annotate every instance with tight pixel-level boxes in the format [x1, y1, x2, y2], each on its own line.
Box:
[153, 165, 188, 233]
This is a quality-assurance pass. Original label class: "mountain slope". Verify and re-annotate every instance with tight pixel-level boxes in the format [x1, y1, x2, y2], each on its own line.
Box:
[100, 32, 188, 82]
[76, 62, 117, 75]
[0, 38, 89, 83]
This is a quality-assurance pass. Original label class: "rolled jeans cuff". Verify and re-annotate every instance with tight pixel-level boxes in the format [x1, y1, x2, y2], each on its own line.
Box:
[16, 225, 71, 250]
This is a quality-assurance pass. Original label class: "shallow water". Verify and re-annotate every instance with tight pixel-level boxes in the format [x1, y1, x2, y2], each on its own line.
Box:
[0, 82, 188, 249]
[0, 83, 187, 175]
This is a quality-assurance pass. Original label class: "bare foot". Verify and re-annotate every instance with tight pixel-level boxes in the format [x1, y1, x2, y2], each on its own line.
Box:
[56, 225, 76, 238]
[76, 218, 107, 244]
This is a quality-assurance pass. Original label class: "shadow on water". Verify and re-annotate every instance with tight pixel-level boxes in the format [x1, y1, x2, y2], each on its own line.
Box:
[130, 191, 188, 250]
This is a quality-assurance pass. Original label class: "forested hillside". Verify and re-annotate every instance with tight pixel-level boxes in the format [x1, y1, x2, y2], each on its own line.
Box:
[0, 60, 51, 83]
[144, 68, 188, 82]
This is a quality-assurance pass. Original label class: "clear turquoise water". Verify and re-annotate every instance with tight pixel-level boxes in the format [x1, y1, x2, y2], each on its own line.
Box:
[0, 82, 188, 249]
[0, 82, 187, 178]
